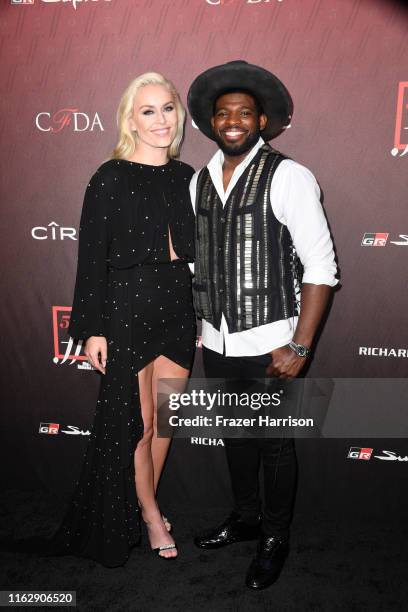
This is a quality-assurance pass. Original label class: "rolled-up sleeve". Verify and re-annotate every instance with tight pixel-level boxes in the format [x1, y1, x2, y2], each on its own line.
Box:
[68, 168, 113, 341]
[271, 160, 338, 287]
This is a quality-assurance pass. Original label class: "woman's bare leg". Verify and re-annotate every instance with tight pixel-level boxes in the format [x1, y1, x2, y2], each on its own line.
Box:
[151, 355, 190, 492]
[134, 361, 177, 558]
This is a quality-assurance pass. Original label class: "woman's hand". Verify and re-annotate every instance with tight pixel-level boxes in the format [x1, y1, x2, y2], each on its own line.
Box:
[85, 336, 107, 375]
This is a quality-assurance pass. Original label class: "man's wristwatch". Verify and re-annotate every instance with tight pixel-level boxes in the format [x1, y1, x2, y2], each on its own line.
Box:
[288, 341, 310, 358]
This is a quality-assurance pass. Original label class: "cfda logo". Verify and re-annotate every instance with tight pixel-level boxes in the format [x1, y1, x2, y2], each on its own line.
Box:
[391, 82, 408, 158]
[36, 109, 104, 133]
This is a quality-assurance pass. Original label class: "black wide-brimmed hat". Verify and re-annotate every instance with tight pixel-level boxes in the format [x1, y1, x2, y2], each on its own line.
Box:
[187, 60, 293, 142]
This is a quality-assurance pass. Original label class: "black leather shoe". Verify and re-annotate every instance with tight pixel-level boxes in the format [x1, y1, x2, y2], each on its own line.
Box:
[245, 535, 289, 590]
[194, 512, 261, 549]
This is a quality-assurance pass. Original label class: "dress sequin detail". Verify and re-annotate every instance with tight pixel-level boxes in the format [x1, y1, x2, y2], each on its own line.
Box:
[50, 159, 196, 567]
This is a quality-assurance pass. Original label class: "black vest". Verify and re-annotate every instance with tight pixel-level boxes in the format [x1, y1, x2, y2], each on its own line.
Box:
[193, 144, 303, 333]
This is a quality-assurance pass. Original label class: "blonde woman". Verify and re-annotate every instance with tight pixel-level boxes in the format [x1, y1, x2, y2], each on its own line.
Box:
[54, 73, 196, 565]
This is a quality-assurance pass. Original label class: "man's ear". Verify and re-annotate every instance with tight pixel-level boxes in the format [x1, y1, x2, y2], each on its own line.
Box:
[259, 113, 267, 131]
[210, 116, 215, 130]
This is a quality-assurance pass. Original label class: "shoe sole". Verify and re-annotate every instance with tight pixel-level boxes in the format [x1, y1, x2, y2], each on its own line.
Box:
[194, 535, 259, 549]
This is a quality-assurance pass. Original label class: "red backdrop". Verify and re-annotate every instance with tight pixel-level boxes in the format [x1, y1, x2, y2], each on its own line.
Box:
[1, 0, 407, 512]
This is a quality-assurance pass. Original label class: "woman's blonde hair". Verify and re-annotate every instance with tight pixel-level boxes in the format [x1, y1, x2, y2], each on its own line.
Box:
[112, 72, 185, 160]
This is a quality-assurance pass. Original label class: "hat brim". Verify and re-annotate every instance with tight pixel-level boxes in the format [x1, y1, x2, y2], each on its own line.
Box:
[187, 61, 293, 142]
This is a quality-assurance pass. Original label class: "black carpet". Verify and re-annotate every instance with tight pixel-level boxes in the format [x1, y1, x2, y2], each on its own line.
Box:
[0, 490, 406, 612]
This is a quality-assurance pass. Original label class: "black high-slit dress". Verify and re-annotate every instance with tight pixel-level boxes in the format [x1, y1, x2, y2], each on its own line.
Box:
[49, 157, 196, 567]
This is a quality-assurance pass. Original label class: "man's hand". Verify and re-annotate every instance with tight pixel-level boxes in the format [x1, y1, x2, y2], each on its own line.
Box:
[265, 283, 332, 379]
[85, 336, 107, 375]
[266, 345, 307, 379]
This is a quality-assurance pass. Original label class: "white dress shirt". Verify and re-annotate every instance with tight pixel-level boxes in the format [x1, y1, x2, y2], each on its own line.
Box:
[189, 137, 338, 357]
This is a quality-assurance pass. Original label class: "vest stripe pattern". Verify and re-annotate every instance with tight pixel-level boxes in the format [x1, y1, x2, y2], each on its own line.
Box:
[193, 144, 303, 333]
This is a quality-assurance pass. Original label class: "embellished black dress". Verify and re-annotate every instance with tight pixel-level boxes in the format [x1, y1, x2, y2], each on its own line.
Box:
[50, 158, 196, 567]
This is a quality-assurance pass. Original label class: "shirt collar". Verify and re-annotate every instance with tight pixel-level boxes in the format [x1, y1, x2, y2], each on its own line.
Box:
[206, 136, 265, 200]
[207, 136, 265, 173]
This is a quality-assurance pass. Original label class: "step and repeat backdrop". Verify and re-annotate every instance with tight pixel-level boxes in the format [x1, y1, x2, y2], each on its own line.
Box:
[1, 0, 407, 519]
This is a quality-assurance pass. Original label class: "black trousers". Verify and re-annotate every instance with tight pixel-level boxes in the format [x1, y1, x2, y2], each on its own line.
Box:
[203, 346, 298, 539]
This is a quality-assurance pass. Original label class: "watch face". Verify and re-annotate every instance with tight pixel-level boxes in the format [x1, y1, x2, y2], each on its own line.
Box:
[289, 342, 309, 357]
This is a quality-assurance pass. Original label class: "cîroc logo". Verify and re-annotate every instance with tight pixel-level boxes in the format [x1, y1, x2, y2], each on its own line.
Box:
[32, 222, 76, 241]
[35, 109, 104, 133]
[12, 0, 112, 10]
[391, 82, 408, 157]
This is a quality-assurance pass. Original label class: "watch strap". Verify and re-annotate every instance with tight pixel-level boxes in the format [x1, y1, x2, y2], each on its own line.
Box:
[289, 341, 310, 358]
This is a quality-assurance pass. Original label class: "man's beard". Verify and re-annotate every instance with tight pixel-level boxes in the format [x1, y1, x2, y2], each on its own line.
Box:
[213, 129, 261, 157]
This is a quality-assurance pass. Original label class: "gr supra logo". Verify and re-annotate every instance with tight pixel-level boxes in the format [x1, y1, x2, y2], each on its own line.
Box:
[12, 0, 112, 9]
[52, 306, 92, 369]
[347, 447, 408, 462]
[361, 233, 408, 246]
[60, 425, 91, 435]
[361, 233, 388, 247]
[347, 447, 373, 460]
[391, 82, 408, 157]
[35, 109, 104, 133]
[39, 423, 91, 436]
[39, 422, 60, 435]
[374, 450, 408, 462]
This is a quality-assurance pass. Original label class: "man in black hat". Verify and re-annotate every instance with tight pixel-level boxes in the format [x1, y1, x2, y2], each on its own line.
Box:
[187, 61, 337, 589]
